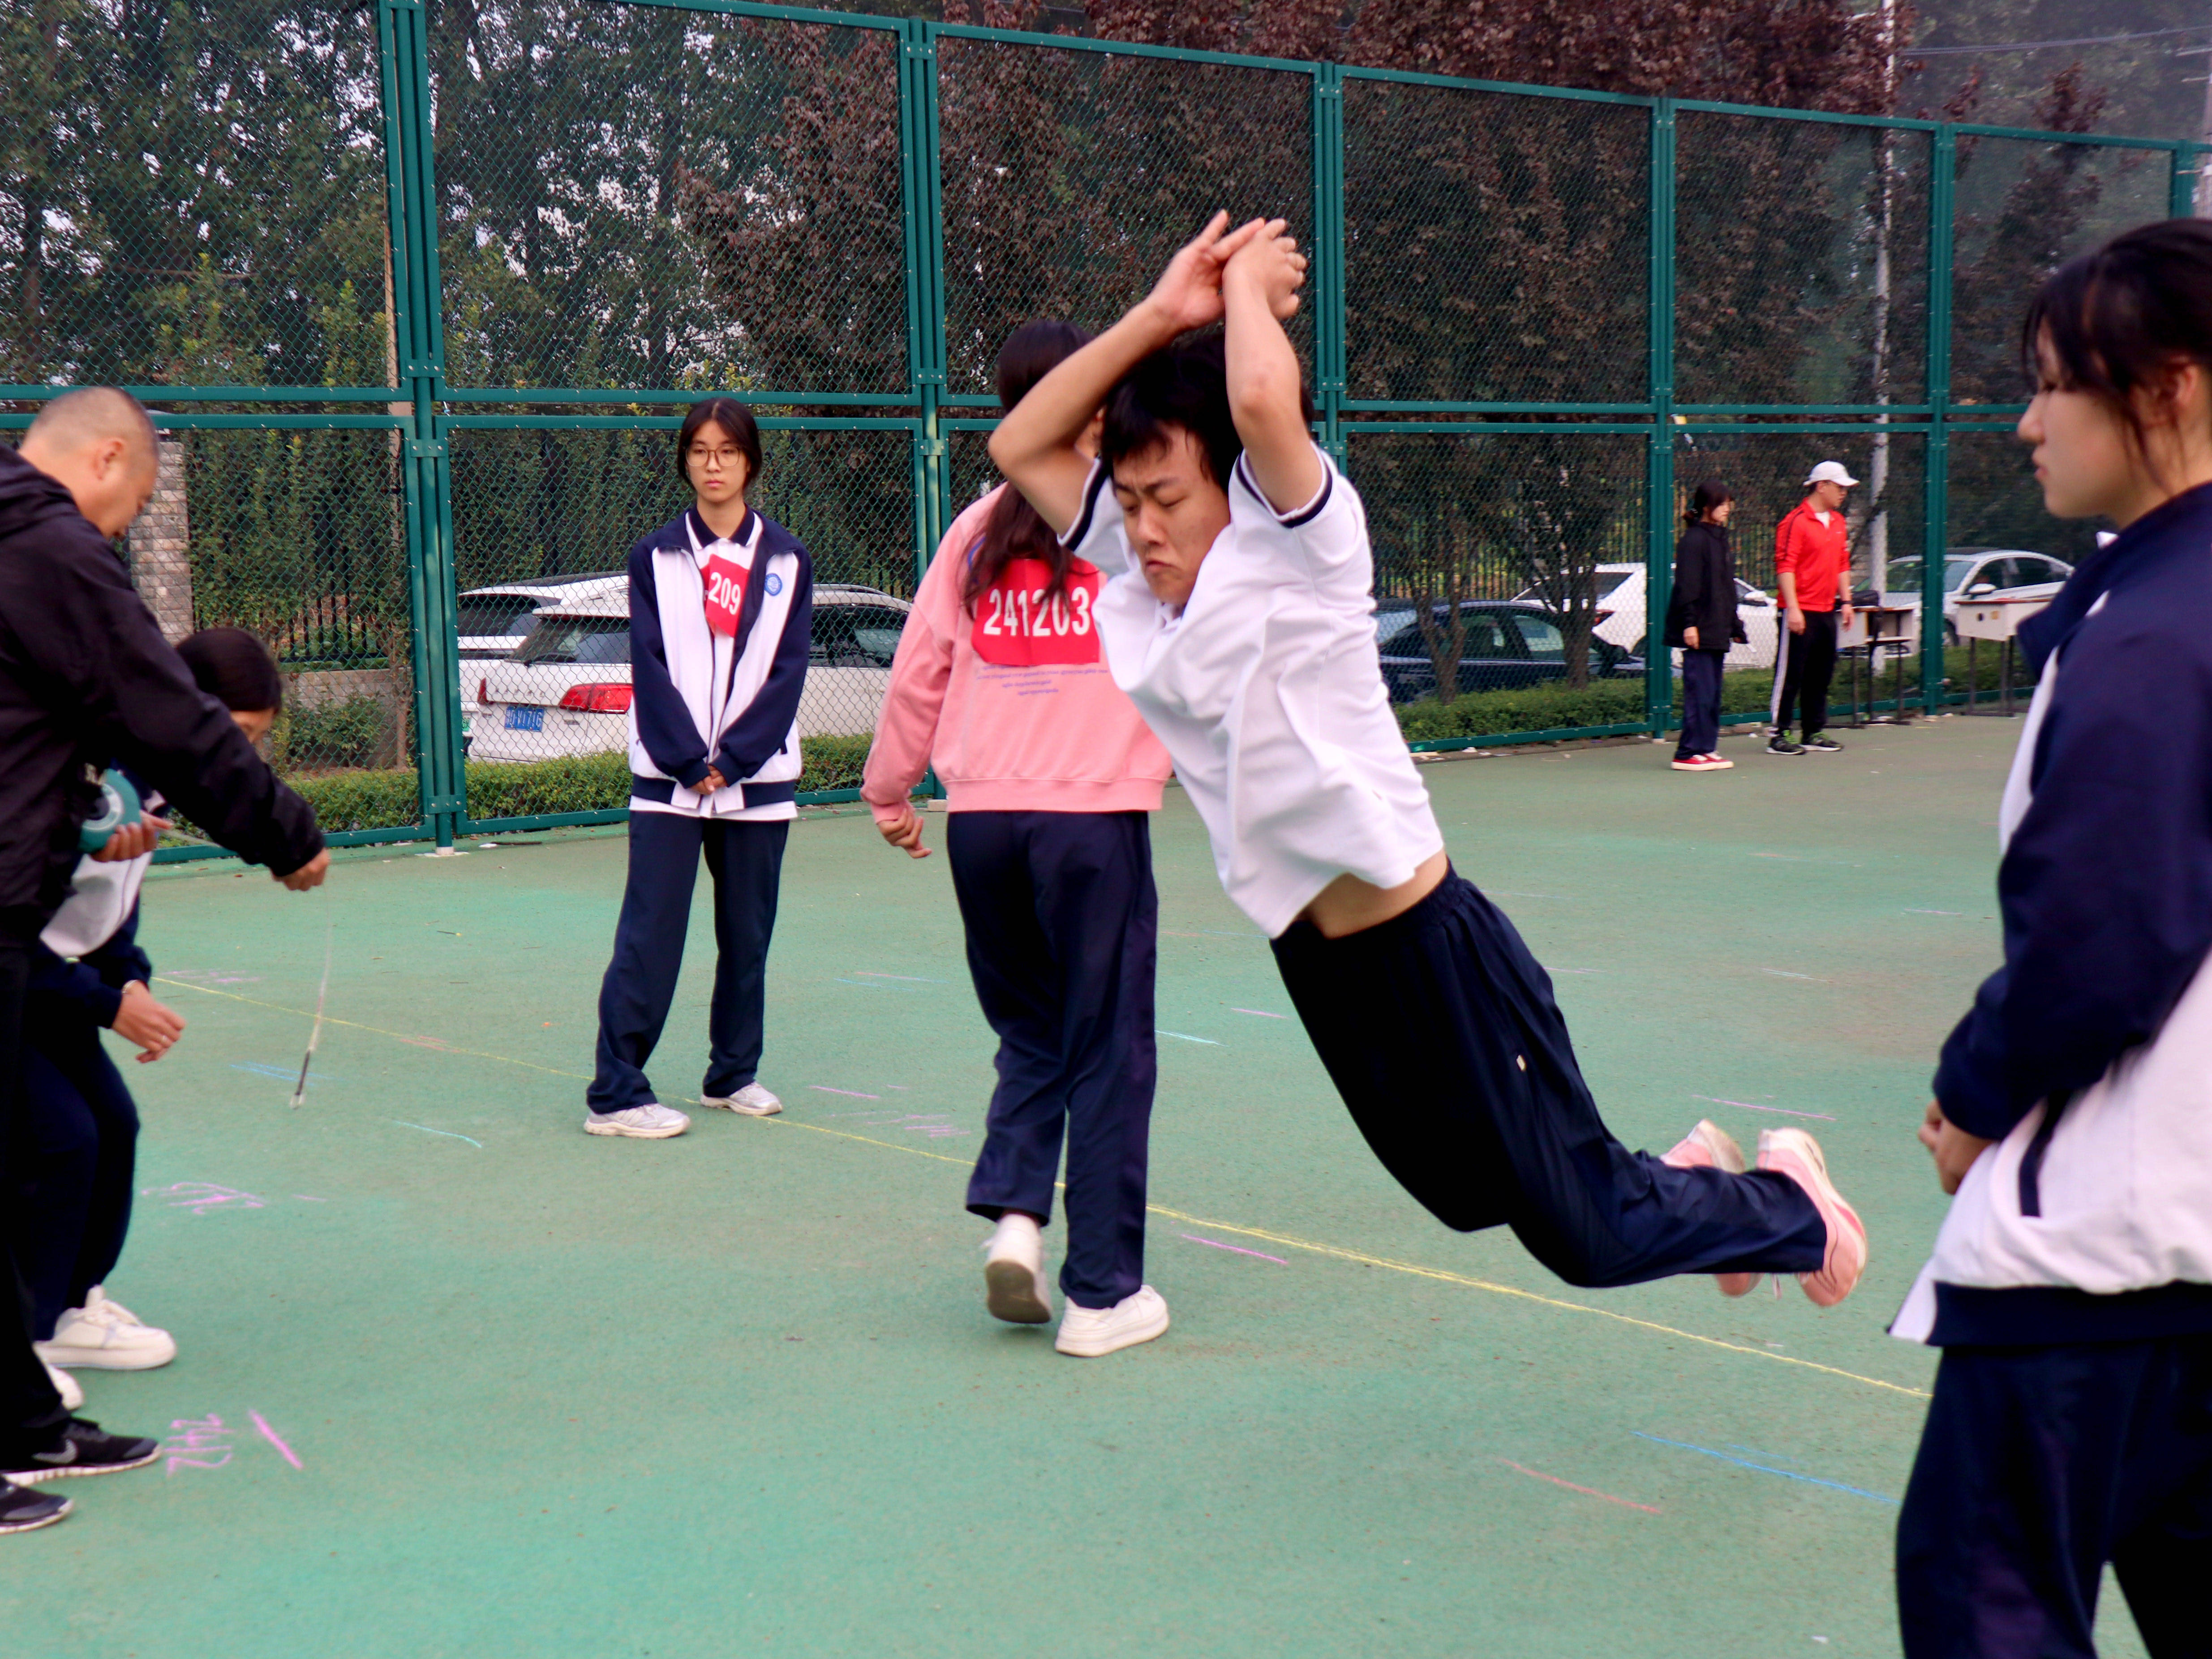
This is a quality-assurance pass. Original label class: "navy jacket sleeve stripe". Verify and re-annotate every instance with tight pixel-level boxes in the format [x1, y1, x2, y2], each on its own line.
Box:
[627, 529, 712, 788]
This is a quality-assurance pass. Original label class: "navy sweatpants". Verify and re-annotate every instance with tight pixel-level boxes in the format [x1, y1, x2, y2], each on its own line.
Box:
[589, 811, 788, 1112]
[948, 811, 1157, 1311]
[9, 1022, 137, 1338]
[1675, 647, 1726, 760]
[1270, 872, 1825, 1287]
[1898, 1335, 2212, 1659]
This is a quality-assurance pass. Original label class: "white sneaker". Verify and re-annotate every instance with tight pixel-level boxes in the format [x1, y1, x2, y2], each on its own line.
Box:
[982, 1214, 1052, 1325]
[34, 1288, 176, 1372]
[41, 1361, 82, 1412]
[1055, 1285, 1169, 1358]
[701, 1083, 782, 1117]
[584, 1103, 691, 1139]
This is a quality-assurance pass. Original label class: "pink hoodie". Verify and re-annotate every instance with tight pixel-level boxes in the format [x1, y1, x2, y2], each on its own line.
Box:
[863, 485, 1171, 822]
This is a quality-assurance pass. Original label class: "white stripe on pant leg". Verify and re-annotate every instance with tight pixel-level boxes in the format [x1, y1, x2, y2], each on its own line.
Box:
[1769, 623, 1792, 729]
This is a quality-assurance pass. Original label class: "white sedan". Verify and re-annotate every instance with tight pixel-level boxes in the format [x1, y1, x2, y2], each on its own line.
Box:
[470, 582, 914, 764]
[1513, 564, 1781, 669]
[1883, 548, 2074, 641]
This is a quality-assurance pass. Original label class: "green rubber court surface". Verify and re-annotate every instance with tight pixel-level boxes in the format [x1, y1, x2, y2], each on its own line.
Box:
[8, 717, 2153, 1658]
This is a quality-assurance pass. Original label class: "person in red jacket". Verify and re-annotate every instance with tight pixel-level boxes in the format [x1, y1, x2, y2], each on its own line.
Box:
[1766, 460, 1859, 755]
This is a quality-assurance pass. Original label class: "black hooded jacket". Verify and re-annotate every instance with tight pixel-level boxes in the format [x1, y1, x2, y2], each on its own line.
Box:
[0, 445, 323, 938]
[1664, 519, 1745, 651]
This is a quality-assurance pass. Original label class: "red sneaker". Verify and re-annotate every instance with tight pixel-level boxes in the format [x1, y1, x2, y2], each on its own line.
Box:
[1756, 1128, 1867, 1307]
[1660, 1120, 1760, 1297]
[1670, 754, 1732, 772]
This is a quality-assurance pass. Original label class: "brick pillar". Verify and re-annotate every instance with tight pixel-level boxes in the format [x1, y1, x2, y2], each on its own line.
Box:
[129, 429, 193, 641]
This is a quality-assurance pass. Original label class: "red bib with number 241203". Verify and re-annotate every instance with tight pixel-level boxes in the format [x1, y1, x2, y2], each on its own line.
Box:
[702, 549, 749, 637]
[971, 557, 1103, 666]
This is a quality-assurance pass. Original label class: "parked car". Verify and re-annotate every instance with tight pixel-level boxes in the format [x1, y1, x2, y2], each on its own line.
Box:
[1882, 548, 2073, 642]
[1373, 600, 1643, 704]
[457, 574, 627, 736]
[457, 573, 627, 658]
[469, 582, 915, 763]
[1513, 564, 1781, 670]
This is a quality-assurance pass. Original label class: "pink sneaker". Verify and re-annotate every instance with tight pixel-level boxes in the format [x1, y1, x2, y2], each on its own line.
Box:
[1660, 1120, 1760, 1297]
[1756, 1128, 1867, 1307]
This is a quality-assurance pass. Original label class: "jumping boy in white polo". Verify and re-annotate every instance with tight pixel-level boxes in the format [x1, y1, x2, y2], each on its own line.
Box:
[990, 214, 1866, 1313]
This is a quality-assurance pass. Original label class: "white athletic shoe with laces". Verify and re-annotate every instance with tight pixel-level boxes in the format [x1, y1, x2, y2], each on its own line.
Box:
[584, 1102, 691, 1139]
[982, 1214, 1052, 1325]
[41, 1362, 82, 1411]
[701, 1083, 782, 1117]
[1055, 1285, 1169, 1358]
[34, 1289, 175, 1372]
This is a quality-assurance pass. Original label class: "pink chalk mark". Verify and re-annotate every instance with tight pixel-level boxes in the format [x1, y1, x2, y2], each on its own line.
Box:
[1180, 1233, 1289, 1265]
[809, 1086, 882, 1100]
[399, 1034, 453, 1051]
[1229, 1008, 1287, 1019]
[1496, 1457, 1660, 1515]
[249, 1410, 303, 1470]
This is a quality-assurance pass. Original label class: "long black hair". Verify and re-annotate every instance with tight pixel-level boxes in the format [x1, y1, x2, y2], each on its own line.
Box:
[964, 321, 1095, 609]
[676, 397, 763, 496]
[2024, 219, 2212, 470]
[177, 627, 282, 713]
[1684, 478, 1731, 527]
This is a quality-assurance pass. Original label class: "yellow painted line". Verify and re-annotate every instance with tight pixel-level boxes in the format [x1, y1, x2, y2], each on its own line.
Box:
[160, 975, 1929, 1401]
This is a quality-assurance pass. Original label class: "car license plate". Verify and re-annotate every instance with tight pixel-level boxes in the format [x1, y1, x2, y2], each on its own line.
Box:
[504, 706, 545, 732]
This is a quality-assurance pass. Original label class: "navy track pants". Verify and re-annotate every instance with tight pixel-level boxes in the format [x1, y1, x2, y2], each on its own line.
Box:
[949, 811, 1157, 1311]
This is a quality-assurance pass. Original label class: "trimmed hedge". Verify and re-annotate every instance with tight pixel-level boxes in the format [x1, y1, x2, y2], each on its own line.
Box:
[284, 733, 885, 835]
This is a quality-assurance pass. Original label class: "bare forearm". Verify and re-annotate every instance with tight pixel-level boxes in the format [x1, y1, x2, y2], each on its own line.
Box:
[990, 301, 1177, 534]
[1223, 266, 1320, 511]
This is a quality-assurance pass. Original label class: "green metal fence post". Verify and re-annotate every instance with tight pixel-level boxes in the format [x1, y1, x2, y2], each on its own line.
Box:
[2172, 143, 2202, 219]
[1314, 63, 1346, 467]
[380, 0, 455, 847]
[910, 22, 948, 578]
[1643, 96, 1676, 737]
[1923, 124, 1955, 713]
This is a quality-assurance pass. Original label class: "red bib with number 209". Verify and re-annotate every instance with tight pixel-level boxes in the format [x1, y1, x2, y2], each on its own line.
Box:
[971, 557, 1103, 666]
[701, 549, 749, 637]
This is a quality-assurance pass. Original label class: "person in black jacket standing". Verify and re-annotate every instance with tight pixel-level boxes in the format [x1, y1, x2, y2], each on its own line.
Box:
[1665, 480, 1745, 773]
[0, 387, 327, 1533]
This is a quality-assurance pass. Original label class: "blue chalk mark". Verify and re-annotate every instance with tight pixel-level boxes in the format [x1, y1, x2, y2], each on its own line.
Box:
[1156, 1029, 1221, 1046]
[1633, 1433, 1898, 1505]
[235, 1062, 334, 1085]
[391, 1120, 483, 1149]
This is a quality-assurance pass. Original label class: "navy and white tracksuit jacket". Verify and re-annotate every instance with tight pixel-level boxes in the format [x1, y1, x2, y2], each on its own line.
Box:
[626, 508, 812, 820]
[1895, 482, 2212, 1346]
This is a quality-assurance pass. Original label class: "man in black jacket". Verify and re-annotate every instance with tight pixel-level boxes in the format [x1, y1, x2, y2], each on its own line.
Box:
[0, 388, 327, 1533]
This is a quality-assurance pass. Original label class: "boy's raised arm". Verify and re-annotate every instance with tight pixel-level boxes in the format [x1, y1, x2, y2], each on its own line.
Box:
[1222, 222, 1320, 515]
[992, 211, 1268, 535]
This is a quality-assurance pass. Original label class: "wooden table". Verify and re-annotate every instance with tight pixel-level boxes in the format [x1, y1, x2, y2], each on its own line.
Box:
[1838, 604, 1918, 726]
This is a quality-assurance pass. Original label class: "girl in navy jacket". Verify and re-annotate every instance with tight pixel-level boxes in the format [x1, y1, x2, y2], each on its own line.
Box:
[584, 399, 812, 1140]
[1896, 220, 2212, 1658]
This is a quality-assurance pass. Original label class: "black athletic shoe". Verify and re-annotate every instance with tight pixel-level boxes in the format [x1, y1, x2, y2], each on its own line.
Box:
[0, 1479, 70, 1533]
[1765, 733, 1805, 755]
[1804, 734, 1843, 752]
[0, 1419, 161, 1485]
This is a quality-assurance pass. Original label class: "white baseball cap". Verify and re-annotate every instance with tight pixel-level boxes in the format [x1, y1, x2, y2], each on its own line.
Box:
[1805, 460, 1859, 487]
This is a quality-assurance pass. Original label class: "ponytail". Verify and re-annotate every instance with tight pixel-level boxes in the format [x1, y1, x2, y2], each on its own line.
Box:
[963, 320, 1094, 611]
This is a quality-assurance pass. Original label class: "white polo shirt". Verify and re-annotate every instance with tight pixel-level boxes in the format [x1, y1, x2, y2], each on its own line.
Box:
[1062, 446, 1443, 937]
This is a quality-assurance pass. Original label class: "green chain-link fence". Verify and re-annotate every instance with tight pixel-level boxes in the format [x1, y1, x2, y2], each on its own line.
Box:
[4, 0, 2204, 854]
